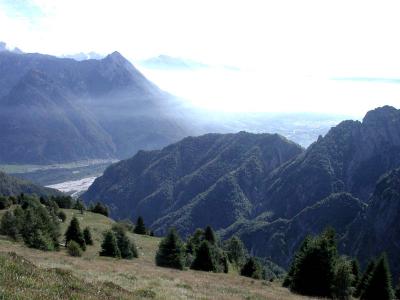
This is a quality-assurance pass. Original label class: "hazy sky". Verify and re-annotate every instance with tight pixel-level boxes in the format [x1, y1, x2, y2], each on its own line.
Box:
[1, 0, 400, 116]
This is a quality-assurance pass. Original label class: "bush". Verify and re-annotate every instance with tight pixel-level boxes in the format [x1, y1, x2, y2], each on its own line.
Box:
[65, 217, 86, 251]
[58, 211, 67, 222]
[240, 257, 263, 279]
[99, 230, 120, 258]
[90, 202, 109, 217]
[156, 228, 185, 270]
[83, 227, 93, 245]
[0, 211, 19, 239]
[0, 196, 11, 210]
[67, 241, 82, 257]
[133, 216, 146, 235]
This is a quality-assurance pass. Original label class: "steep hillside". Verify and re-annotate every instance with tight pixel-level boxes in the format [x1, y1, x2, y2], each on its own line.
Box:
[0, 171, 61, 196]
[260, 105, 400, 219]
[0, 208, 314, 300]
[342, 168, 400, 278]
[0, 50, 190, 164]
[83, 132, 303, 236]
[222, 193, 365, 268]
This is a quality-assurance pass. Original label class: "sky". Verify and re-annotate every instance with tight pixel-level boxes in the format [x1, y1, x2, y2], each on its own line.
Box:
[0, 0, 400, 116]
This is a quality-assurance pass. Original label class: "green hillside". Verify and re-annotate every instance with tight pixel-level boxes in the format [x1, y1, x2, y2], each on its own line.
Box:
[0, 208, 315, 300]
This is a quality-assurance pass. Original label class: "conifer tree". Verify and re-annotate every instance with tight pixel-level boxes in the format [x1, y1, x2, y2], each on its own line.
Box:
[65, 216, 86, 251]
[332, 258, 354, 300]
[133, 216, 146, 235]
[156, 228, 185, 269]
[83, 227, 93, 245]
[288, 228, 337, 297]
[361, 254, 394, 300]
[186, 228, 204, 255]
[240, 257, 263, 279]
[99, 230, 120, 258]
[112, 224, 138, 259]
[191, 241, 217, 272]
[355, 260, 376, 298]
[204, 225, 217, 245]
[395, 279, 400, 300]
[351, 259, 361, 288]
[224, 235, 247, 267]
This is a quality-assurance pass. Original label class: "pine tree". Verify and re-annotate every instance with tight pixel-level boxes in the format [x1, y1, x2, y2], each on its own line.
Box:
[204, 225, 217, 245]
[332, 258, 354, 300]
[351, 259, 361, 288]
[112, 224, 138, 259]
[83, 227, 93, 245]
[156, 228, 185, 269]
[65, 216, 86, 251]
[191, 241, 217, 272]
[288, 228, 338, 297]
[355, 260, 376, 298]
[361, 254, 394, 300]
[186, 228, 204, 255]
[224, 235, 247, 267]
[99, 230, 120, 258]
[395, 279, 400, 300]
[133, 216, 146, 235]
[240, 257, 263, 279]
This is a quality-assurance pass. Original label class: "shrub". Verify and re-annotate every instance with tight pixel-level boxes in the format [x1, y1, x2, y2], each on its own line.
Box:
[58, 211, 67, 222]
[133, 216, 146, 235]
[0, 211, 19, 239]
[67, 241, 82, 257]
[65, 217, 86, 251]
[90, 202, 109, 217]
[100, 230, 120, 258]
[0, 196, 11, 210]
[240, 257, 263, 279]
[156, 228, 185, 270]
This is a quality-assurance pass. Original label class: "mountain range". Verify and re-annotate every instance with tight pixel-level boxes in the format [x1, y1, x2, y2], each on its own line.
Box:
[83, 105, 400, 277]
[0, 50, 190, 164]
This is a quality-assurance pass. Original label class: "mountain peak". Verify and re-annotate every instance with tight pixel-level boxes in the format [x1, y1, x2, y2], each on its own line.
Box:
[363, 105, 398, 124]
[105, 51, 126, 63]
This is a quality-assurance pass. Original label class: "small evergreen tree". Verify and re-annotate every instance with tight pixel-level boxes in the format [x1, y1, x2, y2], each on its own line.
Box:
[240, 257, 263, 279]
[395, 279, 400, 300]
[83, 227, 93, 245]
[204, 225, 217, 245]
[191, 241, 217, 272]
[361, 254, 394, 300]
[351, 259, 361, 288]
[355, 259, 376, 298]
[133, 216, 146, 235]
[67, 241, 82, 257]
[224, 235, 247, 267]
[156, 228, 185, 270]
[112, 224, 138, 259]
[332, 258, 354, 300]
[287, 228, 338, 297]
[73, 200, 86, 213]
[186, 228, 204, 255]
[99, 230, 120, 258]
[65, 216, 86, 251]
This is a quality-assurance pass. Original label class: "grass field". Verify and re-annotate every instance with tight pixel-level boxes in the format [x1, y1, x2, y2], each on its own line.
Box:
[0, 209, 317, 300]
